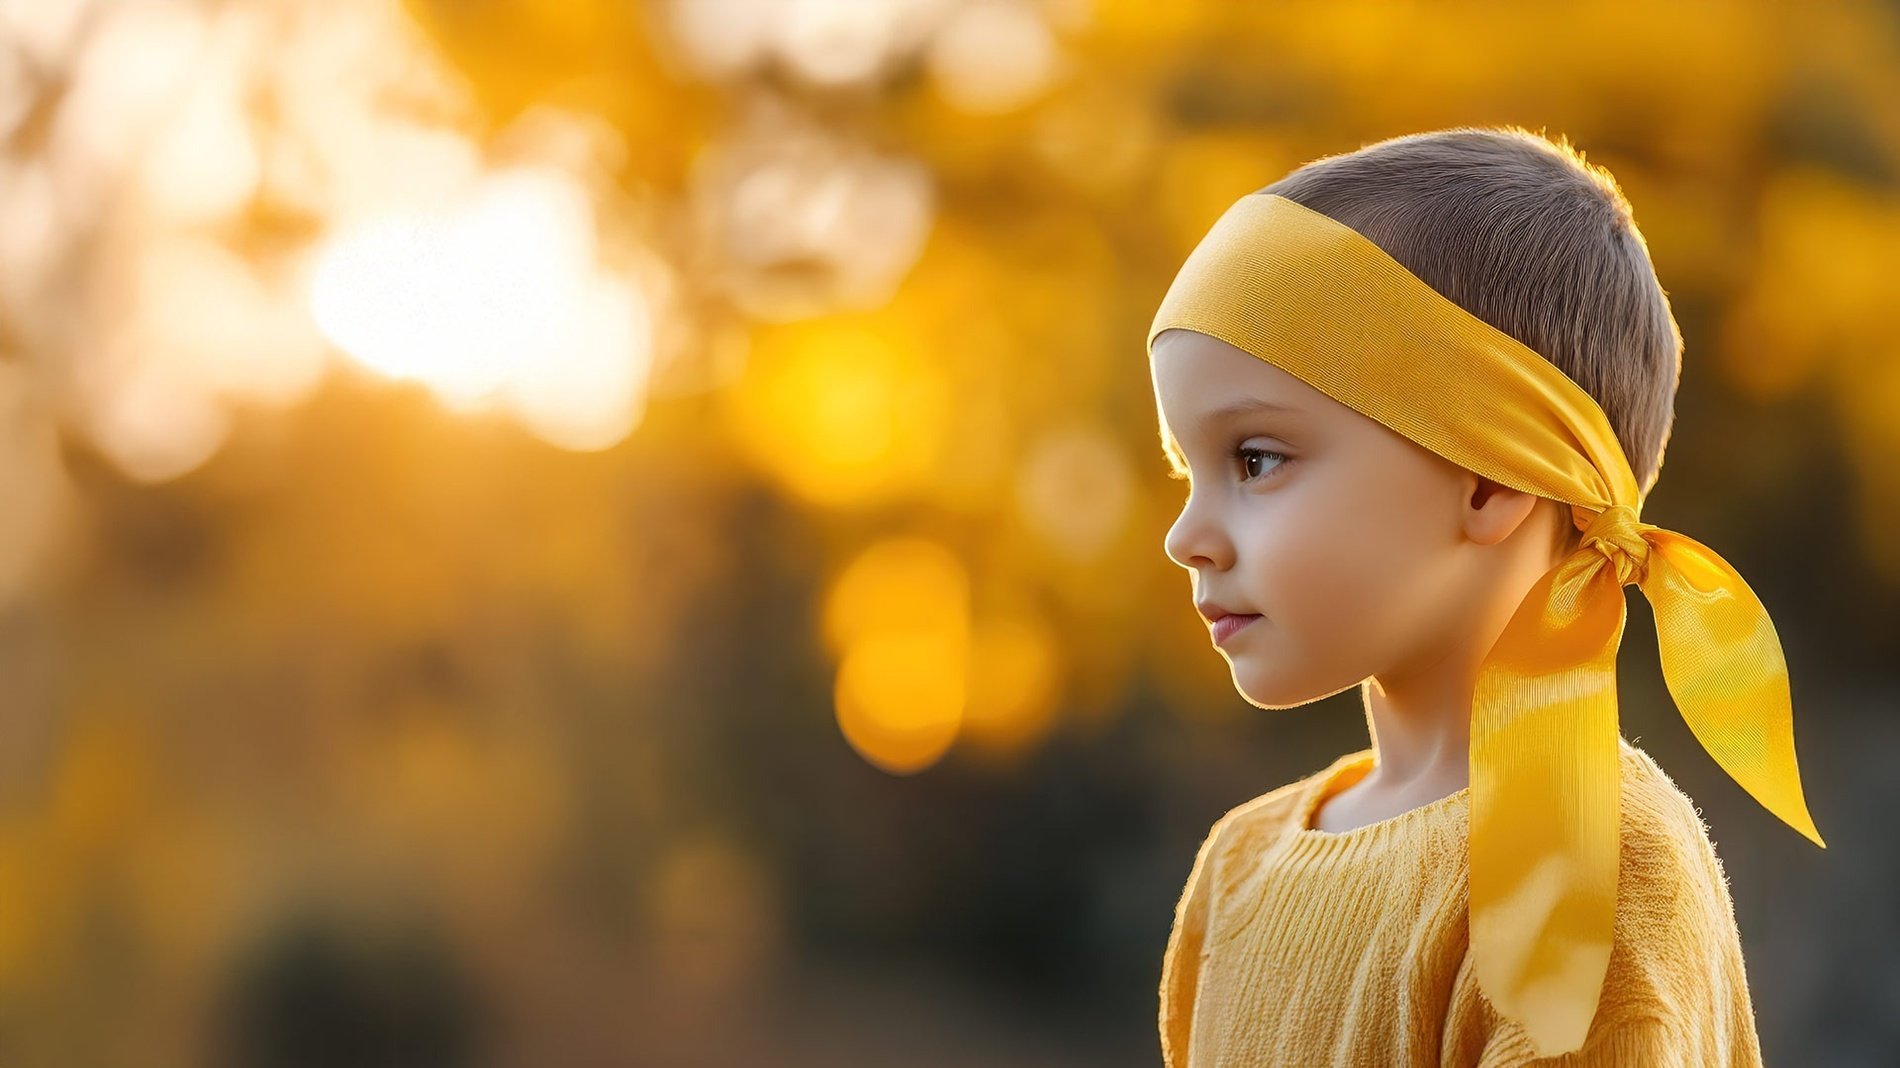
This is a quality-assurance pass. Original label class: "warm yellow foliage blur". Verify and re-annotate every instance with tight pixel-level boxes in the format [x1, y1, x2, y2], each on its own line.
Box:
[0, 0, 1895, 1064]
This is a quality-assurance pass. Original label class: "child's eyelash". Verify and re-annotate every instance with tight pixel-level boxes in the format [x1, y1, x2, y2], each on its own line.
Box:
[1233, 445, 1289, 482]
[1165, 445, 1290, 483]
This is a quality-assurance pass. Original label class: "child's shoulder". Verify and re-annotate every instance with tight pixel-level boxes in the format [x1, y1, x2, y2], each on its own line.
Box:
[1612, 736, 1733, 897]
[1201, 748, 1374, 849]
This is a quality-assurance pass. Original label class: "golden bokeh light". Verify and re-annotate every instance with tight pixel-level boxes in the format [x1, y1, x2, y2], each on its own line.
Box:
[823, 537, 971, 772]
[661, 0, 955, 88]
[691, 96, 938, 321]
[960, 611, 1065, 761]
[927, 0, 1064, 114]
[727, 320, 952, 509]
[834, 630, 967, 775]
[310, 166, 657, 452]
[821, 536, 970, 653]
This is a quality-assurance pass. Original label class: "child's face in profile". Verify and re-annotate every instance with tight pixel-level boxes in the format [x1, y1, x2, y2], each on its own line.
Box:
[1151, 327, 1553, 708]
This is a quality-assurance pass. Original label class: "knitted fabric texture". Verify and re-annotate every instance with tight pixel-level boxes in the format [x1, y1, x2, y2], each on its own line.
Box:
[1159, 738, 1763, 1067]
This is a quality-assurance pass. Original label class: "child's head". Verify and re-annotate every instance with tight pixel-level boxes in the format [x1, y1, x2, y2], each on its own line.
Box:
[1152, 126, 1684, 707]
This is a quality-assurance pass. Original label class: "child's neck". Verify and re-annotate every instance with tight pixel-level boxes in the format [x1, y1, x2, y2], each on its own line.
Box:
[1310, 681, 1470, 834]
[1358, 668, 1473, 794]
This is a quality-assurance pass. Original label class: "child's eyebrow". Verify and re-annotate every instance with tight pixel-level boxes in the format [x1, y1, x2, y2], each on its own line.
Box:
[1196, 397, 1303, 431]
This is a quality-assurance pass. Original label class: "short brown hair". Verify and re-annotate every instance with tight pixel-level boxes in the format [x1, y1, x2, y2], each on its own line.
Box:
[1261, 126, 1682, 526]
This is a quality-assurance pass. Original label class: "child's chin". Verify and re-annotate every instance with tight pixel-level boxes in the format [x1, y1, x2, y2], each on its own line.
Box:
[1230, 665, 1315, 710]
[1230, 657, 1350, 710]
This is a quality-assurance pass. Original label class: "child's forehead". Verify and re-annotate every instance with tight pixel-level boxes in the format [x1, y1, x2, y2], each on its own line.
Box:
[1151, 330, 1329, 422]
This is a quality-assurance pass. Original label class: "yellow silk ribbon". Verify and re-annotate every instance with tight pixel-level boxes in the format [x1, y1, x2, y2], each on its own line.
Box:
[1147, 192, 1825, 1056]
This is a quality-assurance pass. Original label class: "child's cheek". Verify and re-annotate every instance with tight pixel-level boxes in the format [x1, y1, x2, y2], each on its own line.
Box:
[1231, 516, 1386, 701]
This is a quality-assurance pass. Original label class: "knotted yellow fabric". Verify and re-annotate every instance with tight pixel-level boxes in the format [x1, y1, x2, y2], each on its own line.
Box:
[1146, 192, 1825, 1057]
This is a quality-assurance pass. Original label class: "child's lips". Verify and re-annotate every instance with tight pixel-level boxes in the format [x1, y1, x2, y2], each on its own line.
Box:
[1211, 613, 1262, 645]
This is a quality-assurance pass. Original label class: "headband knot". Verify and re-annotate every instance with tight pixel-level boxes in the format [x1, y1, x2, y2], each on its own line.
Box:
[1575, 502, 1653, 587]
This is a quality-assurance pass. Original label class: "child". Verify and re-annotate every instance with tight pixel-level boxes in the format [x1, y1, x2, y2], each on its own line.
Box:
[1147, 127, 1825, 1065]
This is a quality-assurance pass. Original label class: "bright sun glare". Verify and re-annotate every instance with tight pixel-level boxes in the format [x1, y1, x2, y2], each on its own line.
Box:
[308, 167, 655, 452]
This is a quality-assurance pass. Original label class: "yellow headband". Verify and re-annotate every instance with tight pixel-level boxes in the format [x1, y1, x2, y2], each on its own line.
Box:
[1148, 192, 1825, 1056]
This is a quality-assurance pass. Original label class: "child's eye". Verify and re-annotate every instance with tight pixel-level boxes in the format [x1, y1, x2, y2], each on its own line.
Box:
[1164, 445, 1290, 484]
[1235, 445, 1289, 483]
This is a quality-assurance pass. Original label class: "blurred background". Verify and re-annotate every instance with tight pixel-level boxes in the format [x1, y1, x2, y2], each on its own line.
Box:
[1, 0, 1896, 1064]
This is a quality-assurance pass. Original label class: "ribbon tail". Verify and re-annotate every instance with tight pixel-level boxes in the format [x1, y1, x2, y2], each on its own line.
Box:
[1638, 529, 1826, 848]
[1469, 549, 1627, 1057]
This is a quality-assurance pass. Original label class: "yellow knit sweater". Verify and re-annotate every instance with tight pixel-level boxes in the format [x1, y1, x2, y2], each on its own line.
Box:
[1159, 736, 1764, 1066]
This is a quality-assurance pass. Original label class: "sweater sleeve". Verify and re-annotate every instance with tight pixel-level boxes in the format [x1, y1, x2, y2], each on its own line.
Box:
[1158, 811, 1235, 1068]
[1446, 766, 1766, 1067]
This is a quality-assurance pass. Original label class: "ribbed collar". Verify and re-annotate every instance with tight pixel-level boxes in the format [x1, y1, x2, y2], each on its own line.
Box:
[1284, 748, 1471, 851]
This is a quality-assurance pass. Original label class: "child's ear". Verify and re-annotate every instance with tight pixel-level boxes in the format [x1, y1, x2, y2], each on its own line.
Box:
[1457, 472, 1546, 548]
